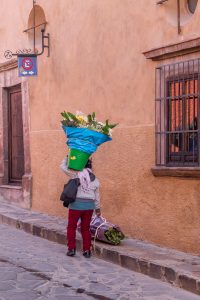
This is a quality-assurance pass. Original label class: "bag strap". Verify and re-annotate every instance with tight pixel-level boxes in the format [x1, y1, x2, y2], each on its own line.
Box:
[92, 216, 107, 253]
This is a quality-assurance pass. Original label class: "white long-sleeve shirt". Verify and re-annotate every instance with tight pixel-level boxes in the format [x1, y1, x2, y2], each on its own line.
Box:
[60, 158, 101, 210]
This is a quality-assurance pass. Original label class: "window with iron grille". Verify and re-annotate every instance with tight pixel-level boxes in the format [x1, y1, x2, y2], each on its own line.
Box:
[155, 59, 200, 167]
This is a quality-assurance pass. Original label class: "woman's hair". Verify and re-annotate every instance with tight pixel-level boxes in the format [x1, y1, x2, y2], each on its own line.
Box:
[85, 158, 92, 169]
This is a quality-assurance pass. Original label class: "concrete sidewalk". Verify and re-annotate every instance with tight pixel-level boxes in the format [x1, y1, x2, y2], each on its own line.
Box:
[0, 200, 200, 296]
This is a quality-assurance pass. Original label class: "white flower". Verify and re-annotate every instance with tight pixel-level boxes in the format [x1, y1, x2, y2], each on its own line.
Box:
[108, 128, 113, 137]
[75, 111, 88, 123]
[98, 121, 105, 126]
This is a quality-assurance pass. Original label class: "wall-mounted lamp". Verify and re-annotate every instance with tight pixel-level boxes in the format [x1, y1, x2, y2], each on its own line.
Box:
[4, 0, 50, 59]
[156, 0, 181, 35]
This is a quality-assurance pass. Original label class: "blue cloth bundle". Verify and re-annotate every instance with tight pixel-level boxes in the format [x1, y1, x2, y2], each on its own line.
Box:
[62, 126, 112, 154]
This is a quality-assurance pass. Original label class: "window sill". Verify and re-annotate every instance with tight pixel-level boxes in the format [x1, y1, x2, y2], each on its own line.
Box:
[151, 166, 200, 178]
[0, 185, 22, 190]
[143, 37, 200, 61]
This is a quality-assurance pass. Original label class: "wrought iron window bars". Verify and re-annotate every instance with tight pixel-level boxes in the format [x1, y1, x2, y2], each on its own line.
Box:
[155, 58, 200, 167]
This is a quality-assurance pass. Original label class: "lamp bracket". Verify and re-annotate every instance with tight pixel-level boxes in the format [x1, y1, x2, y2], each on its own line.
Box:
[4, 29, 50, 59]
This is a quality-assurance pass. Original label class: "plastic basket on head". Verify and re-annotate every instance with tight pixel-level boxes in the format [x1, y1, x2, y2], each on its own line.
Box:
[68, 148, 90, 171]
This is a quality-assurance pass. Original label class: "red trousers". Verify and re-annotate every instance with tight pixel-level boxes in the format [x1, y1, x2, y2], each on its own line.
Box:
[67, 209, 93, 251]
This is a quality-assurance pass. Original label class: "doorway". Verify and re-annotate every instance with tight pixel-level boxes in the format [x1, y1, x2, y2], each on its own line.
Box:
[0, 61, 32, 208]
[7, 85, 25, 185]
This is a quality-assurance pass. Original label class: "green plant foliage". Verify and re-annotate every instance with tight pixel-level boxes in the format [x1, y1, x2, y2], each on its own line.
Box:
[104, 228, 125, 245]
[61, 111, 118, 137]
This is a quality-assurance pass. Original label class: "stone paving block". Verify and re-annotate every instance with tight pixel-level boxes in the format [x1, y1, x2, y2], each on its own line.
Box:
[41, 228, 59, 242]
[0, 271, 17, 280]
[33, 262, 58, 273]
[20, 221, 33, 233]
[1, 290, 39, 300]
[55, 297, 91, 300]
[163, 266, 176, 283]
[120, 254, 140, 272]
[55, 232, 66, 245]
[18, 272, 47, 281]
[32, 224, 43, 237]
[2, 215, 19, 228]
[18, 279, 47, 290]
[138, 260, 149, 276]
[149, 262, 163, 279]
[143, 296, 177, 300]
[53, 286, 76, 295]
[92, 244, 102, 257]
[0, 281, 16, 291]
[178, 274, 199, 295]
[88, 282, 112, 293]
[0, 265, 24, 273]
[87, 292, 115, 300]
[101, 249, 120, 264]
[197, 280, 200, 294]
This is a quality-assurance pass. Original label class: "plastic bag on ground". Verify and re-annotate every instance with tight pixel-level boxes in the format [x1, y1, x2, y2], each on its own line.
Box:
[78, 215, 125, 245]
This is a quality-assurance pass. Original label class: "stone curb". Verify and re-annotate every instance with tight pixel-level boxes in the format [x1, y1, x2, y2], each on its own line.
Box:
[0, 201, 200, 296]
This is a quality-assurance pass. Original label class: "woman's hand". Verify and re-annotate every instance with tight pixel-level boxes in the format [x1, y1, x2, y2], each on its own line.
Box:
[95, 208, 101, 217]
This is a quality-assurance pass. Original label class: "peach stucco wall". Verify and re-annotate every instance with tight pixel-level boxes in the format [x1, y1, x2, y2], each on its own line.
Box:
[1, 0, 200, 254]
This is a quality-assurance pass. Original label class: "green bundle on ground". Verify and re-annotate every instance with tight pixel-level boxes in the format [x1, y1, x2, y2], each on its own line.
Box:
[104, 228, 125, 245]
[90, 216, 125, 245]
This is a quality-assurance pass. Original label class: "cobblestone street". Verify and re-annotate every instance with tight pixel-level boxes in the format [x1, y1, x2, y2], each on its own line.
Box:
[0, 224, 199, 300]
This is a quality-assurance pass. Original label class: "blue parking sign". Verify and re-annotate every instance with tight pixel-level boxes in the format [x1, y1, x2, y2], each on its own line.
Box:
[18, 55, 37, 77]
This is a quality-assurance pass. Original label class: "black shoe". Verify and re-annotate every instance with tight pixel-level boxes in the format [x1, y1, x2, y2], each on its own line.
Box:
[66, 249, 76, 256]
[83, 250, 91, 258]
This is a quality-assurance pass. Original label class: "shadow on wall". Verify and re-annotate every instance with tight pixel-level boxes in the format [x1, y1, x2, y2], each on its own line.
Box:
[27, 4, 47, 51]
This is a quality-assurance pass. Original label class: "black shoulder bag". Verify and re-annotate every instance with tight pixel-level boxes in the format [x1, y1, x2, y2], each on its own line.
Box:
[60, 178, 80, 208]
